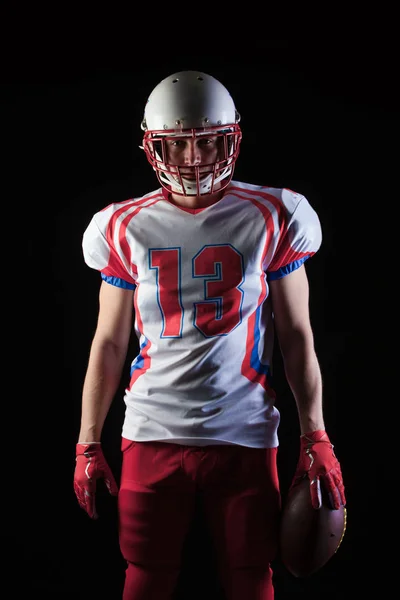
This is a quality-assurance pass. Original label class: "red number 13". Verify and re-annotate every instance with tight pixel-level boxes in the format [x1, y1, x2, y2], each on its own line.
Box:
[149, 244, 244, 338]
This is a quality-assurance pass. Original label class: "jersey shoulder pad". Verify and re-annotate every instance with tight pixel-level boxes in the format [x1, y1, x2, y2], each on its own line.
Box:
[267, 188, 322, 273]
[82, 200, 137, 284]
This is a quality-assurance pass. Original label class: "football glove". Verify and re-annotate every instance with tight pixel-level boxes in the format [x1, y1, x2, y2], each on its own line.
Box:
[74, 442, 118, 519]
[290, 430, 346, 510]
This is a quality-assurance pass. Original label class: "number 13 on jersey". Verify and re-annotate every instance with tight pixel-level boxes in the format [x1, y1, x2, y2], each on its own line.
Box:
[149, 244, 245, 338]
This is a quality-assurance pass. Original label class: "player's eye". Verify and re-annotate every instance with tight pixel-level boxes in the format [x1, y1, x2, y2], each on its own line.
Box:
[169, 139, 186, 147]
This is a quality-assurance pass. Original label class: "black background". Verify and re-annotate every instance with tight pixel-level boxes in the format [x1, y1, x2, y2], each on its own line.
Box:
[3, 10, 397, 599]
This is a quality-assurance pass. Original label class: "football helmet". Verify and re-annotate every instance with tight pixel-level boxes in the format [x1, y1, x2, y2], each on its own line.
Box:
[141, 71, 242, 196]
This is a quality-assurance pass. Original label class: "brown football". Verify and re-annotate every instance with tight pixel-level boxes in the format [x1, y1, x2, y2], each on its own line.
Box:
[279, 477, 347, 577]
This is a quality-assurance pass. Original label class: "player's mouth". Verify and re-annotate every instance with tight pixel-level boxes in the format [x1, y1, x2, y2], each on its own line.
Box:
[180, 169, 210, 180]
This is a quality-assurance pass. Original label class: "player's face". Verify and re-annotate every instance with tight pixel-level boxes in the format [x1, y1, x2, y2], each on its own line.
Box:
[165, 135, 220, 178]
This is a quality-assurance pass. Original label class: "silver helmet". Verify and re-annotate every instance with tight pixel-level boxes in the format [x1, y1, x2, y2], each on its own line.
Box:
[141, 71, 242, 196]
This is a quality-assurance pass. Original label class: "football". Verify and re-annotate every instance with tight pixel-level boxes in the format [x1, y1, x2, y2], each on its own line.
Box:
[279, 477, 347, 578]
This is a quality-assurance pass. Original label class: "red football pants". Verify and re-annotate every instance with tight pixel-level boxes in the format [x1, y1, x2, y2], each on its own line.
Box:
[118, 438, 280, 600]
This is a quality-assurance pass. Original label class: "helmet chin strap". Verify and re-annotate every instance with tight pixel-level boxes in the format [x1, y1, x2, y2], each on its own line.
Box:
[156, 157, 234, 196]
[160, 172, 214, 195]
[160, 170, 233, 195]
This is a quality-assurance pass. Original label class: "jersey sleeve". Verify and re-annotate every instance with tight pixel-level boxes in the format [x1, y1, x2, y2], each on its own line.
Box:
[82, 207, 136, 289]
[267, 190, 322, 281]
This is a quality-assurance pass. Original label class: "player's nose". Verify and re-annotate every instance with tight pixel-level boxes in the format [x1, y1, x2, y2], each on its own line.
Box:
[183, 140, 201, 165]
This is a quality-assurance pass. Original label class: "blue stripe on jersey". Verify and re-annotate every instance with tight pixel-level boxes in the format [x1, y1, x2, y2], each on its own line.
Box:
[251, 304, 271, 378]
[130, 336, 149, 376]
[267, 256, 309, 281]
[101, 273, 136, 290]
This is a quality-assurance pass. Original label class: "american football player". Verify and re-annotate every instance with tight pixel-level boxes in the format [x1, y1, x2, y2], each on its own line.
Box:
[74, 70, 346, 600]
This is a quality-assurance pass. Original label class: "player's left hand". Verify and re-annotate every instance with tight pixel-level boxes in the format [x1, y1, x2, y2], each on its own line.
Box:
[290, 429, 346, 510]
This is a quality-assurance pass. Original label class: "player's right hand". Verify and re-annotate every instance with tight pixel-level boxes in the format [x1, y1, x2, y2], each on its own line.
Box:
[74, 442, 119, 519]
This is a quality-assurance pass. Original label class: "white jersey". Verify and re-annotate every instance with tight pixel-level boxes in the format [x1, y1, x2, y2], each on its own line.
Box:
[82, 180, 322, 448]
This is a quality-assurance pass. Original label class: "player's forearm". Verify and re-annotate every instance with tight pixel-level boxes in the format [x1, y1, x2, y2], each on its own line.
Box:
[78, 338, 128, 443]
[281, 337, 324, 435]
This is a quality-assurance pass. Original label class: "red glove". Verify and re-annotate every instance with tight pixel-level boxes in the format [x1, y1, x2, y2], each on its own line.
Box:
[74, 442, 119, 519]
[290, 430, 346, 510]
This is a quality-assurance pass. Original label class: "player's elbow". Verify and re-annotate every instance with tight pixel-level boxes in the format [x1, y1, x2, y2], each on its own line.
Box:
[278, 326, 315, 362]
